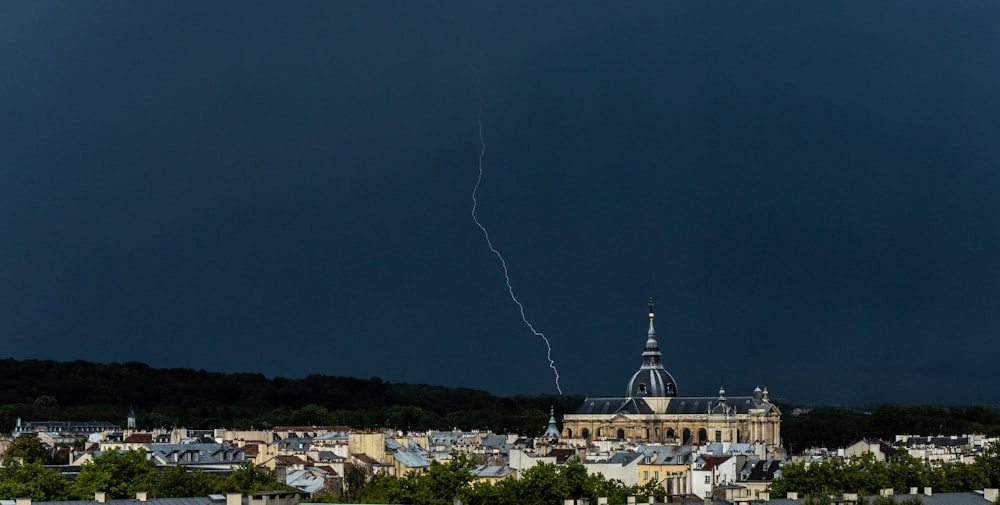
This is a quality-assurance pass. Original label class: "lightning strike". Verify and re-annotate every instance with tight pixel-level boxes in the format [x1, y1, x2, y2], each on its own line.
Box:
[470, 88, 563, 395]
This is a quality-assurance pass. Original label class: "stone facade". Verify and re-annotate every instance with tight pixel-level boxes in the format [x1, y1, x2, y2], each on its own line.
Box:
[561, 300, 782, 453]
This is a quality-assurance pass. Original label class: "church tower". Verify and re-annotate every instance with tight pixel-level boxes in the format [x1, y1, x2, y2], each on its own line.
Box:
[626, 298, 678, 397]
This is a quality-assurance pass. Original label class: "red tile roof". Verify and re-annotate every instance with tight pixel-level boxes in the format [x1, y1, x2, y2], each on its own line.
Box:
[351, 453, 380, 465]
[273, 425, 351, 432]
[276, 455, 305, 465]
[699, 455, 732, 472]
[314, 465, 339, 476]
[123, 433, 153, 444]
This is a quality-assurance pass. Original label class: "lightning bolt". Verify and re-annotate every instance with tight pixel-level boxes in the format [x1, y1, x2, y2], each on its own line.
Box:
[470, 87, 563, 395]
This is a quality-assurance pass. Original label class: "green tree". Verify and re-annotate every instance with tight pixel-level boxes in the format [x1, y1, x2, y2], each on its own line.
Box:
[3, 435, 53, 464]
[72, 450, 157, 499]
[887, 451, 929, 492]
[978, 441, 1000, 488]
[340, 463, 375, 502]
[0, 461, 70, 500]
[517, 462, 569, 505]
[847, 452, 890, 494]
[155, 465, 221, 498]
[415, 453, 476, 505]
[929, 463, 988, 493]
[218, 463, 290, 494]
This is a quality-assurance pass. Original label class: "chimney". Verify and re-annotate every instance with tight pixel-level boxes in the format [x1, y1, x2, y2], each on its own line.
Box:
[909, 487, 918, 494]
[95, 492, 106, 503]
[843, 493, 858, 503]
[786, 492, 798, 500]
[15, 498, 31, 505]
[598, 499, 609, 505]
[628, 497, 636, 505]
[759, 491, 770, 501]
[923, 487, 932, 496]
[227, 493, 242, 505]
[136, 492, 147, 502]
[984, 489, 998, 502]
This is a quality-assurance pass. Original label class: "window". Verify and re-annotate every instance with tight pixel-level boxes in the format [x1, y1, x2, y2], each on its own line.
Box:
[715, 430, 722, 442]
[653, 471, 659, 481]
[705, 476, 711, 484]
[643, 471, 649, 481]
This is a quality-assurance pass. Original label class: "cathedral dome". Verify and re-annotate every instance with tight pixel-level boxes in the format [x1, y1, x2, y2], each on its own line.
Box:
[626, 298, 678, 398]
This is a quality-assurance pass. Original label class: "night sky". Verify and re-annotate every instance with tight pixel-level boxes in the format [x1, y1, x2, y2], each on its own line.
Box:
[3, 2, 999, 406]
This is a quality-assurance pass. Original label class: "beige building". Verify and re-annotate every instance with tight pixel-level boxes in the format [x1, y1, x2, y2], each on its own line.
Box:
[561, 300, 782, 453]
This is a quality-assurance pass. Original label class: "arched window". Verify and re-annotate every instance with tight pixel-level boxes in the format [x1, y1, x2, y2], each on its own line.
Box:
[565, 428, 573, 438]
[682, 429, 691, 444]
[736, 429, 741, 443]
[617, 428, 625, 439]
[581, 428, 590, 440]
[667, 428, 675, 439]
[698, 428, 708, 444]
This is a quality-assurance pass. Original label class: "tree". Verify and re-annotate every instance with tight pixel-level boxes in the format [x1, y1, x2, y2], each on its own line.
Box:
[848, 452, 890, 495]
[887, 451, 928, 492]
[416, 453, 477, 505]
[3, 435, 53, 465]
[155, 465, 221, 498]
[516, 462, 570, 505]
[929, 463, 987, 493]
[72, 450, 157, 499]
[340, 463, 375, 502]
[978, 442, 1000, 488]
[218, 463, 290, 494]
[0, 461, 69, 500]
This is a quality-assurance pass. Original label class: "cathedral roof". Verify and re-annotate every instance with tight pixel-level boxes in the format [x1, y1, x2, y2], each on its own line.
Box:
[663, 396, 777, 415]
[574, 397, 653, 415]
[573, 394, 778, 416]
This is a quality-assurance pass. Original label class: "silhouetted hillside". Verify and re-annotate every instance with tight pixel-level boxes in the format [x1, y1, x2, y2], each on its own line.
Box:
[0, 358, 580, 435]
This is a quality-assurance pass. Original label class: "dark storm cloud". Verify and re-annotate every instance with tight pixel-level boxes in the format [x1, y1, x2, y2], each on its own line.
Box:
[2, 2, 998, 405]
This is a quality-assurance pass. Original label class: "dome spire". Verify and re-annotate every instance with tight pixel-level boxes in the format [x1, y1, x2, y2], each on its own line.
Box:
[542, 406, 561, 439]
[648, 297, 655, 336]
[627, 297, 678, 398]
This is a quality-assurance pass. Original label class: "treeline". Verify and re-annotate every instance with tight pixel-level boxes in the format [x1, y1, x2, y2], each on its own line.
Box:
[0, 445, 289, 501]
[312, 454, 663, 505]
[0, 359, 581, 435]
[782, 405, 1000, 452]
[4, 359, 999, 449]
[769, 445, 1000, 497]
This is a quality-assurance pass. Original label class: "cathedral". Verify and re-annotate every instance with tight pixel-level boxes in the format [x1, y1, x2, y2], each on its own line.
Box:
[561, 299, 782, 453]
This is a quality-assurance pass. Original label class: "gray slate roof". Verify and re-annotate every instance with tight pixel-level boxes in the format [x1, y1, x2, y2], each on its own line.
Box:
[575, 396, 777, 416]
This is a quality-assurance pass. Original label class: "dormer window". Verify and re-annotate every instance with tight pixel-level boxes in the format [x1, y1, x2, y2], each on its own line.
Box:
[638, 384, 647, 394]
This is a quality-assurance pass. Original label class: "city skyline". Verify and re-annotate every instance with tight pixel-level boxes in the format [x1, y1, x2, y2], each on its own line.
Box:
[2, 2, 999, 405]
